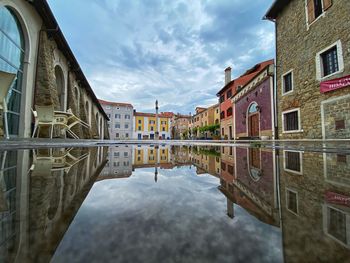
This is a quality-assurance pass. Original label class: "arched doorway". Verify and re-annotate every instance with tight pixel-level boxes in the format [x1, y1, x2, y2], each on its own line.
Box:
[55, 66, 65, 111]
[248, 102, 260, 137]
[0, 7, 25, 136]
[248, 148, 262, 181]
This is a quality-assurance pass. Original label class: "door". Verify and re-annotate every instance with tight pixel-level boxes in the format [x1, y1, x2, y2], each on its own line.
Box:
[249, 114, 259, 137]
[138, 133, 142, 140]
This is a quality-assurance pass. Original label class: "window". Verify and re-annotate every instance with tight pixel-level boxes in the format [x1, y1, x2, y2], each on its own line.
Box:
[149, 120, 155, 124]
[114, 162, 119, 167]
[228, 165, 234, 175]
[227, 107, 233, 117]
[150, 126, 154, 131]
[221, 162, 226, 171]
[116, 133, 119, 138]
[220, 111, 225, 119]
[162, 127, 165, 131]
[321, 46, 338, 77]
[107, 114, 111, 118]
[138, 150, 141, 154]
[221, 128, 224, 136]
[284, 151, 303, 174]
[282, 109, 300, 132]
[125, 124, 129, 129]
[124, 161, 129, 166]
[115, 123, 120, 129]
[114, 152, 120, 157]
[137, 156, 141, 161]
[138, 126, 142, 131]
[125, 133, 129, 138]
[227, 89, 232, 99]
[125, 114, 130, 119]
[115, 114, 121, 119]
[286, 189, 298, 215]
[316, 40, 343, 80]
[307, 0, 332, 25]
[220, 95, 225, 103]
[138, 119, 142, 124]
[0, 7, 25, 136]
[124, 152, 128, 157]
[282, 71, 293, 94]
[323, 205, 350, 247]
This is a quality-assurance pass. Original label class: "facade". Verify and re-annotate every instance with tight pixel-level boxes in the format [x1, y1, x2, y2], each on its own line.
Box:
[171, 114, 191, 139]
[99, 100, 133, 140]
[0, 0, 108, 139]
[217, 68, 234, 139]
[265, 0, 350, 139]
[232, 60, 275, 139]
[190, 105, 219, 139]
[100, 145, 133, 179]
[133, 112, 173, 140]
[132, 145, 172, 168]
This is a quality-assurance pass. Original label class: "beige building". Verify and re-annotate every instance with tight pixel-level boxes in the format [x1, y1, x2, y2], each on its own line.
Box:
[171, 114, 191, 139]
[0, 0, 108, 139]
[265, 0, 350, 139]
[190, 104, 220, 139]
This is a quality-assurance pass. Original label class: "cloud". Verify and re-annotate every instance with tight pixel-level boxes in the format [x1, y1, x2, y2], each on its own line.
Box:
[48, 0, 274, 113]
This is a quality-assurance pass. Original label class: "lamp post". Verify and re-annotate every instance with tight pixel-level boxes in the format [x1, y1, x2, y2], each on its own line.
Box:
[155, 100, 159, 141]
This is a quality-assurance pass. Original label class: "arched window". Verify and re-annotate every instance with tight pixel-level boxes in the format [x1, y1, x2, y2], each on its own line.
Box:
[0, 7, 25, 136]
[55, 65, 65, 110]
[248, 102, 258, 114]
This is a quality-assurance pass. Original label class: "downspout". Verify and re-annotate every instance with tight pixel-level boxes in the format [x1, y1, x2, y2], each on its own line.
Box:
[274, 20, 278, 139]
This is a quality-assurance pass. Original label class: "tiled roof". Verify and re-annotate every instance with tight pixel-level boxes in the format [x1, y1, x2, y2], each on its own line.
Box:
[134, 111, 174, 118]
[217, 59, 274, 96]
[98, 99, 133, 108]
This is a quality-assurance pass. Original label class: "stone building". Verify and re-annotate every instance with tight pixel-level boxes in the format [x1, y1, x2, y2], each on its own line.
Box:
[99, 100, 133, 140]
[278, 149, 350, 262]
[0, 0, 108, 139]
[232, 60, 275, 139]
[133, 111, 173, 140]
[265, 0, 350, 139]
[171, 113, 191, 139]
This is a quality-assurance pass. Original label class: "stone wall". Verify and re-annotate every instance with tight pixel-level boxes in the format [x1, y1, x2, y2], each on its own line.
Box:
[34, 30, 109, 139]
[276, 1, 350, 139]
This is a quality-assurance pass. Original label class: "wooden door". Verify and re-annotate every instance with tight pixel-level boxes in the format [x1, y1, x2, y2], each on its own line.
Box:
[249, 114, 259, 137]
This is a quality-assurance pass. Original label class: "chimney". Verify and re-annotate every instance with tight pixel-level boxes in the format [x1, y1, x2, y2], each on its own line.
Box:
[225, 67, 231, 85]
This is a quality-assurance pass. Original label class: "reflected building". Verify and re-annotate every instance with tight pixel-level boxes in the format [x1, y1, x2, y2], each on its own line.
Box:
[99, 145, 133, 180]
[0, 147, 108, 262]
[219, 147, 279, 226]
[190, 146, 220, 177]
[279, 150, 350, 262]
[132, 145, 173, 169]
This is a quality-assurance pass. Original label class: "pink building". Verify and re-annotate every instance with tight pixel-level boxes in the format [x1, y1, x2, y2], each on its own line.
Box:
[232, 60, 275, 139]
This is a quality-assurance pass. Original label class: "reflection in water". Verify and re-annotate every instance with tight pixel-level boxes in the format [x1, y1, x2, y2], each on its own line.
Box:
[0, 145, 349, 262]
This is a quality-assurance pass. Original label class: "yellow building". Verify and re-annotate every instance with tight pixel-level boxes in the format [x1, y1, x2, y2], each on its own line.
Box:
[133, 112, 174, 140]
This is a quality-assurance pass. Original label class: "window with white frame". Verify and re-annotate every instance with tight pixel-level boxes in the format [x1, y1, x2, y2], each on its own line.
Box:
[115, 123, 120, 129]
[282, 109, 300, 132]
[125, 114, 130, 119]
[323, 205, 350, 247]
[115, 114, 121, 119]
[282, 70, 293, 94]
[284, 150, 303, 174]
[316, 40, 344, 80]
[286, 189, 298, 215]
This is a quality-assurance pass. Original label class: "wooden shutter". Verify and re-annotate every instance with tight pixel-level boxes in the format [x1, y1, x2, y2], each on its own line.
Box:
[307, 0, 315, 24]
[323, 0, 332, 10]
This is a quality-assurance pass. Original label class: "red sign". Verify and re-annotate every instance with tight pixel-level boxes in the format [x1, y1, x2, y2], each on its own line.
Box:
[325, 191, 350, 207]
[320, 75, 350, 93]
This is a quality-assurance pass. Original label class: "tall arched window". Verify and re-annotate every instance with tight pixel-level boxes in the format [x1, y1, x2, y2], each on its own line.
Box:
[0, 7, 25, 136]
[55, 65, 65, 111]
[248, 102, 258, 114]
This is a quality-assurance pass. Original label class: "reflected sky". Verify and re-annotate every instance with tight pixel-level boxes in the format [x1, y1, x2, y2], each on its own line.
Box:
[52, 165, 282, 263]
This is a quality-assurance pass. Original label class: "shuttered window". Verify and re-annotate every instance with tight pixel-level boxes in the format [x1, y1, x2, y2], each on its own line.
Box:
[307, 0, 332, 25]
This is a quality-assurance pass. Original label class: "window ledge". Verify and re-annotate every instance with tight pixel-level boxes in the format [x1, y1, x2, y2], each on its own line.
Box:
[318, 69, 344, 82]
[282, 90, 294, 96]
[307, 12, 325, 30]
[284, 168, 303, 175]
[282, 129, 304, 134]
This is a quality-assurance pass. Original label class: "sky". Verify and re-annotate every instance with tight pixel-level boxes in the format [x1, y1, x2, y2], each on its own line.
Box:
[47, 0, 275, 114]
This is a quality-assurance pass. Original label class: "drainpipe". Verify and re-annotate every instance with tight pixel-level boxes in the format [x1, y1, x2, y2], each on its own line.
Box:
[274, 21, 278, 140]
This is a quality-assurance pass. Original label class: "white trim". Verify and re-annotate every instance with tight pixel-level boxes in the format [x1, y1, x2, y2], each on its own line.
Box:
[281, 108, 302, 133]
[285, 188, 299, 216]
[305, 0, 326, 30]
[316, 40, 344, 81]
[323, 204, 350, 248]
[283, 150, 303, 175]
[281, 69, 294, 96]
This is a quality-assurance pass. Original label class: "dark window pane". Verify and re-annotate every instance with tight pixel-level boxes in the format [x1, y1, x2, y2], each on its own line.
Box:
[328, 208, 347, 244]
[285, 151, 301, 172]
[314, 0, 323, 18]
[287, 190, 298, 214]
[7, 113, 19, 135]
[283, 72, 293, 93]
[322, 46, 338, 77]
[284, 111, 299, 131]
